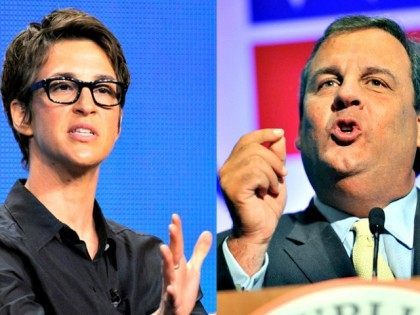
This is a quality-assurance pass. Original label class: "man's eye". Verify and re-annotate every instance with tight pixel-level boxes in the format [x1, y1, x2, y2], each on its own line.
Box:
[318, 80, 339, 90]
[369, 79, 385, 87]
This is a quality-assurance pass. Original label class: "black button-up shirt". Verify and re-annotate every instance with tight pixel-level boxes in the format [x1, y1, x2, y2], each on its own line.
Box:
[0, 180, 205, 314]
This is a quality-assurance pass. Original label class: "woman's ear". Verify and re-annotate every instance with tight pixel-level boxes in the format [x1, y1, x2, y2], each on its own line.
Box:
[117, 109, 123, 137]
[10, 100, 33, 136]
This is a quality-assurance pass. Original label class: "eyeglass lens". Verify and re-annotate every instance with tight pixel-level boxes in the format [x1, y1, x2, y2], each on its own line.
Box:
[48, 79, 121, 106]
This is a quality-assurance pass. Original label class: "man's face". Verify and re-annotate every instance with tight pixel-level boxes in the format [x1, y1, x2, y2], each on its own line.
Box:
[23, 39, 121, 171]
[297, 28, 419, 188]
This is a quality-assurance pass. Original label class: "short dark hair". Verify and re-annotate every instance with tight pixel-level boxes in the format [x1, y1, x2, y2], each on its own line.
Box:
[1, 8, 130, 167]
[299, 15, 419, 118]
[298, 15, 420, 173]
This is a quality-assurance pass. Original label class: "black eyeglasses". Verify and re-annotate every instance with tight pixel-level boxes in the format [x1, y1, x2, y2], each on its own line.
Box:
[30, 77, 128, 107]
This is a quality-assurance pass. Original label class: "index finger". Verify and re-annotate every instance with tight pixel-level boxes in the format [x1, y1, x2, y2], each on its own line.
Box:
[232, 129, 284, 153]
[268, 135, 287, 167]
[160, 244, 175, 285]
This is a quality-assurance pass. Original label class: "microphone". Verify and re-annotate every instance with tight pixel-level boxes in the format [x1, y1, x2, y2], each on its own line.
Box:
[368, 207, 385, 278]
[110, 288, 121, 307]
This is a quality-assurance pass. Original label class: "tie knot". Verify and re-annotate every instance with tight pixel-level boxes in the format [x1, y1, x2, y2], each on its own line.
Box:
[352, 218, 371, 237]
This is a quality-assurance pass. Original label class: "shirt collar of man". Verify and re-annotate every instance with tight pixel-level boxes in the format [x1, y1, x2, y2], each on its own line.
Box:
[314, 185, 417, 249]
[5, 179, 117, 266]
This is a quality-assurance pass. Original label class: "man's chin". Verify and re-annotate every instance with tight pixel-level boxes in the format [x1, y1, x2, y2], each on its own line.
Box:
[312, 157, 365, 182]
[329, 161, 364, 179]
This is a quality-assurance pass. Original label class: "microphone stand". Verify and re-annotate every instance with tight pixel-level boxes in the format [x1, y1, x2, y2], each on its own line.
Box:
[369, 207, 385, 279]
[372, 229, 379, 278]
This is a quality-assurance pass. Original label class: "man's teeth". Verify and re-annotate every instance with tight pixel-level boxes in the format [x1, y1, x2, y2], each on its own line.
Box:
[341, 126, 352, 132]
[338, 123, 353, 132]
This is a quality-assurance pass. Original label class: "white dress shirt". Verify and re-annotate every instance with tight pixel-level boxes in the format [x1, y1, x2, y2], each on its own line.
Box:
[222, 185, 417, 290]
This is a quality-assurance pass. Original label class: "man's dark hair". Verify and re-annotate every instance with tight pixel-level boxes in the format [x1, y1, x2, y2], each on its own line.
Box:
[1, 8, 130, 167]
[298, 15, 420, 173]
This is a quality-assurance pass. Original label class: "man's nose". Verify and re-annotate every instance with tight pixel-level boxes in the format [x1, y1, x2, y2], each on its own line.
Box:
[72, 87, 96, 115]
[332, 80, 362, 111]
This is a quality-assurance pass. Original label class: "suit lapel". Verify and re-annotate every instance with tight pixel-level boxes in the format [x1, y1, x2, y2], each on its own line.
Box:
[271, 202, 355, 283]
[284, 221, 355, 282]
[413, 188, 420, 275]
[278, 192, 420, 279]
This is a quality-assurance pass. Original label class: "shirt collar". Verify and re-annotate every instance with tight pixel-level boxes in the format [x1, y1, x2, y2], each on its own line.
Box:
[93, 199, 118, 268]
[314, 185, 417, 248]
[5, 179, 118, 266]
[6, 180, 64, 251]
[314, 197, 357, 244]
[382, 186, 416, 249]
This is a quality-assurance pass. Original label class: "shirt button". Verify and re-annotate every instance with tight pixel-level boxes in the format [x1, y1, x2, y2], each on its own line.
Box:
[105, 243, 110, 251]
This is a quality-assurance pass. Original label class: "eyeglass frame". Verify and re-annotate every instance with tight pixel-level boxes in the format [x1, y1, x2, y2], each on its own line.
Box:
[30, 76, 128, 108]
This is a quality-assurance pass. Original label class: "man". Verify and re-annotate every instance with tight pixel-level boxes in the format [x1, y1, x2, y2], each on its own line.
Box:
[218, 15, 420, 290]
[0, 9, 212, 314]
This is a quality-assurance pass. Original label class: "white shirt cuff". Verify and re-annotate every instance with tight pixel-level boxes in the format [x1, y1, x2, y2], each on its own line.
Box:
[222, 236, 269, 290]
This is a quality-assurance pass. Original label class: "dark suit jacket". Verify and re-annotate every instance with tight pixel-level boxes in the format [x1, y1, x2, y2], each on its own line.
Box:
[218, 196, 420, 290]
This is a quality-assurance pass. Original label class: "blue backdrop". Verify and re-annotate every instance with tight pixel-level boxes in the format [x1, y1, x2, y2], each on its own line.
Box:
[0, 1, 215, 312]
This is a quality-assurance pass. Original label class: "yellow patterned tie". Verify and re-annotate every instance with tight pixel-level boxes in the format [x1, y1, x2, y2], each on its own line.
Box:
[352, 219, 394, 280]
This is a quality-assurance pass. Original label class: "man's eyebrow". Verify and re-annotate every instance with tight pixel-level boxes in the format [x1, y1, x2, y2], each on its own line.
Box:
[309, 66, 342, 81]
[364, 66, 397, 83]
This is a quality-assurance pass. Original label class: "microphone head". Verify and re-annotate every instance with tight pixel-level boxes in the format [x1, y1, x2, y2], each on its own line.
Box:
[369, 207, 385, 234]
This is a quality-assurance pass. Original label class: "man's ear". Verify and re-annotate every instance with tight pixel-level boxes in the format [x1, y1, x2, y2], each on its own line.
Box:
[295, 136, 301, 151]
[10, 100, 33, 136]
[295, 122, 302, 151]
[417, 114, 420, 148]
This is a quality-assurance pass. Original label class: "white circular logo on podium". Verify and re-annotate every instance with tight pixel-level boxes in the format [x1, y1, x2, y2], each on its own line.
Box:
[252, 278, 420, 315]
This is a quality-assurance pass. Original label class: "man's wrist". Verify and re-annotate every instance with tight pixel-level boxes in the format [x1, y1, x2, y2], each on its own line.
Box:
[226, 236, 268, 276]
[229, 227, 273, 246]
[223, 236, 269, 289]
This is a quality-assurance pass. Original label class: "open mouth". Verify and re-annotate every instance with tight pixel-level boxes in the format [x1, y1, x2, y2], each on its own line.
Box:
[70, 128, 95, 136]
[331, 118, 361, 145]
[68, 124, 98, 142]
[338, 121, 355, 133]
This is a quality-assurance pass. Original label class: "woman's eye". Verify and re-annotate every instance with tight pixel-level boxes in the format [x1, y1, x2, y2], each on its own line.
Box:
[95, 85, 116, 96]
[50, 82, 74, 92]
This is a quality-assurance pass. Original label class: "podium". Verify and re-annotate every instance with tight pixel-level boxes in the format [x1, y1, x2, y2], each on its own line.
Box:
[217, 277, 420, 314]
